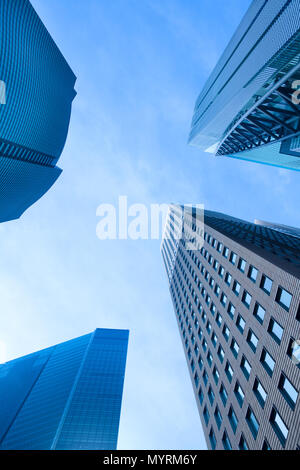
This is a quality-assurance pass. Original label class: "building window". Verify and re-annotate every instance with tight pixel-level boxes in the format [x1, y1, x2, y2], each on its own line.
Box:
[234, 381, 245, 407]
[207, 351, 213, 367]
[253, 302, 266, 324]
[217, 242, 223, 253]
[203, 369, 208, 386]
[194, 372, 199, 388]
[232, 281, 241, 296]
[212, 332, 218, 347]
[241, 355, 251, 380]
[270, 407, 288, 447]
[247, 329, 259, 352]
[262, 439, 271, 450]
[242, 290, 252, 309]
[209, 427, 217, 450]
[191, 359, 195, 372]
[227, 302, 236, 319]
[214, 406, 222, 430]
[206, 321, 212, 335]
[222, 430, 232, 450]
[208, 385, 215, 405]
[276, 287, 292, 312]
[253, 378, 267, 408]
[217, 345, 225, 363]
[220, 293, 227, 307]
[238, 258, 246, 273]
[225, 272, 232, 286]
[229, 252, 237, 265]
[198, 356, 204, 370]
[203, 405, 210, 426]
[228, 406, 238, 434]
[223, 247, 229, 259]
[248, 265, 258, 283]
[222, 324, 230, 342]
[236, 314, 246, 334]
[220, 383, 228, 406]
[278, 374, 298, 410]
[225, 361, 233, 383]
[246, 407, 259, 440]
[198, 386, 204, 405]
[239, 434, 248, 450]
[216, 312, 223, 327]
[213, 366, 220, 385]
[219, 266, 225, 278]
[230, 338, 239, 358]
[260, 275, 273, 295]
[202, 339, 208, 352]
[210, 303, 216, 316]
[260, 348, 275, 377]
[214, 284, 220, 297]
[268, 317, 284, 344]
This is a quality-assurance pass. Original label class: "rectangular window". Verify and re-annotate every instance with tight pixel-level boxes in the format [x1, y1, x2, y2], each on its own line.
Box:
[213, 366, 220, 385]
[214, 406, 222, 430]
[260, 275, 273, 294]
[278, 373, 298, 410]
[209, 427, 217, 450]
[276, 287, 292, 311]
[223, 247, 229, 258]
[238, 258, 246, 272]
[268, 317, 284, 344]
[234, 381, 245, 407]
[225, 272, 232, 286]
[227, 302, 236, 319]
[242, 290, 252, 309]
[246, 407, 259, 440]
[247, 329, 259, 352]
[228, 406, 238, 434]
[241, 355, 251, 380]
[232, 280, 241, 296]
[253, 302, 266, 324]
[220, 293, 227, 307]
[222, 431, 232, 450]
[229, 252, 237, 265]
[253, 377, 267, 408]
[220, 383, 228, 406]
[222, 324, 230, 342]
[208, 385, 215, 405]
[239, 434, 248, 450]
[248, 265, 258, 283]
[225, 361, 233, 383]
[214, 284, 220, 297]
[216, 312, 223, 327]
[198, 386, 204, 405]
[230, 338, 239, 358]
[260, 348, 275, 377]
[218, 266, 225, 278]
[270, 407, 288, 447]
[217, 345, 225, 363]
[236, 314, 246, 333]
[203, 405, 210, 426]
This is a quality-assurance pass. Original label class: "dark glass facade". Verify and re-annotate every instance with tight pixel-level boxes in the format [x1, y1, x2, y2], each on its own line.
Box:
[0, 329, 129, 450]
[0, 0, 76, 222]
[162, 205, 300, 449]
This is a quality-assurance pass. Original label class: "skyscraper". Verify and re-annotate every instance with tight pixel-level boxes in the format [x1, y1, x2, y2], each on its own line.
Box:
[162, 205, 300, 450]
[189, 0, 300, 171]
[0, 328, 129, 450]
[0, 0, 76, 222]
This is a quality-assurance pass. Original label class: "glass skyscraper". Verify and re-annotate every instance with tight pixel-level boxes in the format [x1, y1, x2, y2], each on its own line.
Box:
[189, 0, 300, 171]
[0, 328, 129, 450]
[0, 0, 76, 222]
[162, 205, 300, 449]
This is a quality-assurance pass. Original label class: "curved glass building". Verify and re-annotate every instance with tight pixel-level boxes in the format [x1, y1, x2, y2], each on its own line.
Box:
[189, 0, 300, 171]
[0, 0, 76, 222]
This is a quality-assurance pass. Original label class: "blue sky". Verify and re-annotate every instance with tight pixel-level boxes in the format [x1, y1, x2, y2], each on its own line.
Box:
[1, 0, 300, 450]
